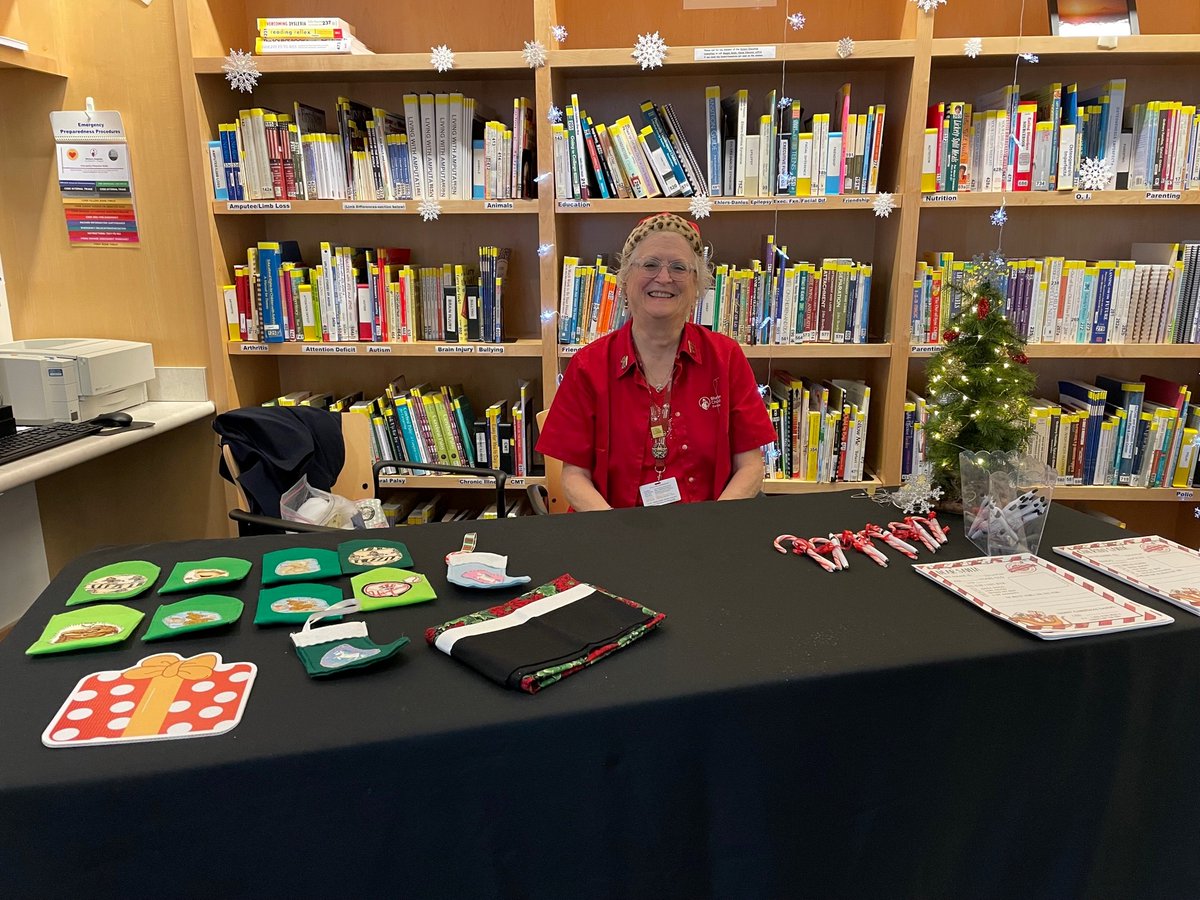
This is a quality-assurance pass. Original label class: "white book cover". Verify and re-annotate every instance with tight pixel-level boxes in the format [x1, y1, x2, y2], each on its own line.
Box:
[758, 116, 773, 197]
[402, 95, 426, 200]
[921, 128, 938, 191]
[462, 97, 476, 199]
[1032, 124, 1052, 191]
[1059, 263, 1084, 343]
[448, 93, 463, 200]
[552, 127, 568, 199]
[418, 94, 437, 201]
[796, 134, 813, 195]
[1111, 261, 1135, 343]
[434, 93, 450, 199]
[1057, 123, 1077, 190]
[742, 134, 760, 197]
[1042, 256, 1065, 342]
[734, 90, 748, 197]
[812, 114, 829, 197]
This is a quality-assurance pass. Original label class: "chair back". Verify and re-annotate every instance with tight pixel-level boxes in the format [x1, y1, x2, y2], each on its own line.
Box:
[535, 408, 567, 513]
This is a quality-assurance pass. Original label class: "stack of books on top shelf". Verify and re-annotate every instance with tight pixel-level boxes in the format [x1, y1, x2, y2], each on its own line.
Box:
[224, 241, 511, 344]
[211, 94, 534, 202]
[1022, 375, 1200, 488]
[557, 236, 872, 347]
[266, 378, 538, 478]
[254, 17, 373, 55]
[764, 373, 871, 483]
[911, 242, 1200, 346]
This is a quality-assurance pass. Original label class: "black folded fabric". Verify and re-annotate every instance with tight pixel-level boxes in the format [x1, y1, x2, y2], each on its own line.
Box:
[426, 574, 665, 693]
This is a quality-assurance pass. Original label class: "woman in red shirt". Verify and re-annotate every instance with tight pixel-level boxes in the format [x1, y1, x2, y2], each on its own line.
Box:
[536, 213, 777, 510]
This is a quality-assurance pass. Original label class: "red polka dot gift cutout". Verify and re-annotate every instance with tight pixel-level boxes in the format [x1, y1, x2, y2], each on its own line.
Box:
[41, 652, 257, 748]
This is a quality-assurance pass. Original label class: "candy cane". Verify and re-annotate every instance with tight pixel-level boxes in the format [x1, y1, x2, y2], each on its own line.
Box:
[844, 529, 889, 567]
[871, 523, 919, 558]
[917, 512, 950, 544]
[774, 534, 803, 554]
[809, 537, 845, 572]
[904, 516, 940, 553]
[825, 533, 851, 570]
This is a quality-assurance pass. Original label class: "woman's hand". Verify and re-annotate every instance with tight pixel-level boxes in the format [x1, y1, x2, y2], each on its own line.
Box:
[718, 449, 765, 500]
[561, 463, 613, 511]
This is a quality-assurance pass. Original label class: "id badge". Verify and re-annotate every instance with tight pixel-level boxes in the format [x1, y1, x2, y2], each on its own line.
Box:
[639, 476, 682, 506]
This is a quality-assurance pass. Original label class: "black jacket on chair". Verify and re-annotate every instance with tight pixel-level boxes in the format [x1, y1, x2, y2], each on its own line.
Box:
[213, 406, 345, 518]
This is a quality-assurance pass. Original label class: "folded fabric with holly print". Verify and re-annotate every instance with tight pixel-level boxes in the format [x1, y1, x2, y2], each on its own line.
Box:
[425, 574, 665, 694]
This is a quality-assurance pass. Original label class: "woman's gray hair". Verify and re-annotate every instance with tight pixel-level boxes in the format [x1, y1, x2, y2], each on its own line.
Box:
[615, 213, 715, 297]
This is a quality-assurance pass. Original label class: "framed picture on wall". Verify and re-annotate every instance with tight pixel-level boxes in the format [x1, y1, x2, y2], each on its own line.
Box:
[1049, 0, 1140, 35]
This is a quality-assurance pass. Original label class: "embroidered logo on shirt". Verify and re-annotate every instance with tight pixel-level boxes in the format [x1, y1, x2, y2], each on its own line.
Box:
[699, 377, 722, 410]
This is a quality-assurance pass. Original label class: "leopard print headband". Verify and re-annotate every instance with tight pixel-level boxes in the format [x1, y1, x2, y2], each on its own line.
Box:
[619, 213, 704, 264]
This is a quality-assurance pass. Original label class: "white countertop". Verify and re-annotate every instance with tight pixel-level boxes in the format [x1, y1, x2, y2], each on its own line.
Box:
[0, 400, 215, 493]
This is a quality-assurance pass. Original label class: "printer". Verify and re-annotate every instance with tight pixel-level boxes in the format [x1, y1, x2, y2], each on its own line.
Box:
[0, 339, 156, 425]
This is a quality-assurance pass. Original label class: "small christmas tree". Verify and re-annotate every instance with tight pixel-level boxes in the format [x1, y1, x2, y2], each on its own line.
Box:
[925, 255, 1036, 499]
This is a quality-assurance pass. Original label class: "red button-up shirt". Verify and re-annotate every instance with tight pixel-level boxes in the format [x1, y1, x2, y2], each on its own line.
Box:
[536, 322, 777, 508]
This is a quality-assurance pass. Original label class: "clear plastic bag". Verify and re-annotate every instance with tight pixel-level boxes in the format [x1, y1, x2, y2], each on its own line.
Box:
[280, 475, 366, 529]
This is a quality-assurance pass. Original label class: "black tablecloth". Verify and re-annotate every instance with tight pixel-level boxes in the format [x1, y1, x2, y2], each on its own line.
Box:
[3, 492, 1199, 899]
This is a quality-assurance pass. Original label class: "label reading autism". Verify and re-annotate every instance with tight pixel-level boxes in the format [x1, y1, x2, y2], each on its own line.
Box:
[922, 194, 959, 203]
[342, 201, 406, 211]
[693, 46, 777, 61]
[1145, 191, 1182, 201]
[476, 345, 505, 354]
[226, 201, 291, 211]
[556, 200, 591, 210]
[239, 343, 270, 352]
[435, 344, 475, 354]
[484, 201, 514, 210]
[366, 345, 394, 354]
[1074, 192, 1093, 202]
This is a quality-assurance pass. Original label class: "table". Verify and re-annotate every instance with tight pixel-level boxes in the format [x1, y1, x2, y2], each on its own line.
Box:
[2, 492, 1199, 899]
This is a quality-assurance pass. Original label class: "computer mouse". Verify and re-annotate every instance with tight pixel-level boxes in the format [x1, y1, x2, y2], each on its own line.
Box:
[91, 411, 133, 428]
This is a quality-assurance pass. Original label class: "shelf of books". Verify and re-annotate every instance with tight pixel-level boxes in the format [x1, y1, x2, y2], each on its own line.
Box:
[176, 0, 1200, 521]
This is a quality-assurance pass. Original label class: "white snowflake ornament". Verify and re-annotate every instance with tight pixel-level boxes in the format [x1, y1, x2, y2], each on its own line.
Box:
[872, 192, 896, 218]
[837, 36, 855, 59]
[430, 44, 455, 73]
[1019, 52, 1039, 63]
[547, 105, 563, 125]
[779, 96, 793, 109]
[523, 40, 548, 68]
[892, 472, 944, 515]
[964, 37, 983, 58]
[787, 12, 806, 30]
[990, 204, 1008, 227]
[419, 198, 442, 222]
[632, 31, 668, 70]
[551, 24, 568, 44]
[537, 243, 554, 257]
[541, 309, 559, 324]
[222, 49, 259, 93]
[534, 171, 552, 184]
[689, 193, 713, 220]
[1079, 156, 1113, 191]
[914, 0, 947, 12]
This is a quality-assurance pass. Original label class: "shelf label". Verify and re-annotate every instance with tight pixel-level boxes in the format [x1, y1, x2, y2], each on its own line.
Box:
[1074, 192, 1093, 202]
[380, 476, 408, 486]
[435, 344, 475, 354]
[561, 344, 582, 355]
[477, 345, 506, 354]
[484, 201, 514, 210]
[841, 196, 872, 204]
[1145, 191, 1181, 201]
[713, 198, 781, 207]
[342, 201, 406, 211]
[508, 478, 528, 486]
[797, 197, 828, 205]
[366, 345, 394, 354]
[910, 344, 940, 354]
[921, 194, 958, 203]
[556, 200, 591, 209]
[693, 45, 776, 61]
[239, 343, 270, 352]
[1176, 490, 1194, 500]
[226, 201, 291, 211]
[302, 344, 357, 354]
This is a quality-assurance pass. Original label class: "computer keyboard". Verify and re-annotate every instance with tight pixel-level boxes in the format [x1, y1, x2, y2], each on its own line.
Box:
[0, 421, 103, 467]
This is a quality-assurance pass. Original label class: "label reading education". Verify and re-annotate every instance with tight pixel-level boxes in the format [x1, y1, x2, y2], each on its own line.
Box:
[556, 200, 591, 210]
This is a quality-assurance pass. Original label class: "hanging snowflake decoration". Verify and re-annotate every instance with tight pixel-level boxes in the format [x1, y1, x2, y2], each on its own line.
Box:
[914, 0, 947, 13]
[534, 171, 552, 184]
[872, 192, 896, 218]
[837, 36, 855, 59]
[1019, 52, 1039, 63]
[990, 204, 1007, 227]
[537, 243, 554, 257]
[430, 44, 455, 72]
[222, 49, 259, 93]
[540, 309, 558, 324]
[419, 198, 442, 222]
[547, 104, 563, 124]
[787, 12, 806, 30]
[689, 193, 713, 220]
[778, 96, 793, 109]
[757, 384, 770, 398]
[964, 37, 983, 58]
[1079, 156, 1114, 191]
[523, 40, 548, 68]
[892, 472, 944, 515]
[551, 24, 568, 43]
[632, 31, 668, 70]
[765, 445, 782, 464]
[1194, 505, 1200, 519]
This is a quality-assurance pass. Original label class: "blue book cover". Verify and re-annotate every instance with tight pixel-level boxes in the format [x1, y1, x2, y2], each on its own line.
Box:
[208, 141, 229, 201]
[257, 244, 285, 342]
[704, 88, 722, 196]
[641, 102, 691, 196]
[1059, 380, 1106, 485]
[1076, 270, 1097, 344]
[471, 139, 484, 199]
[1090, 265, 1116, 343]
[393, 399, 427, 468]
[1095, 376, 1146, 483]
[857, 269, 871, 343]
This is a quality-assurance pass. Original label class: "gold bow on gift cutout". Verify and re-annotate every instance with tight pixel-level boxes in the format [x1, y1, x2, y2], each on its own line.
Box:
[125, 653, 218, 681]
[121, 653, 220, 738]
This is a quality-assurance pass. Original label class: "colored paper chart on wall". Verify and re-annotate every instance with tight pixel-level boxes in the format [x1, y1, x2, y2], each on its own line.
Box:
[42, 652, 257, 748]
[27, 604, 145, 656]
[66, 561, 160, 606]
[351, 568, 437, 611]
[49, 107, 140, 247]
[159, 557, 252, 594]
[142, 596, 244, 642]
[338, 539, 413, 574]
[261, 547, 341, 585]
[255, 583, 345, 626]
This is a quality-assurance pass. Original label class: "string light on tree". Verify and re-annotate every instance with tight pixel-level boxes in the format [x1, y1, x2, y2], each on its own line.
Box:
[923, 256, 1036, 498]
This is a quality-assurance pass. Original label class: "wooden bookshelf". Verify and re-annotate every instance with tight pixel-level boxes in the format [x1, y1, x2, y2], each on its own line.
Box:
[228, 339, 544, 357]
[0, 46, 62, 77]
[211, 200, 539, 215]
[172, 0, 1200, 533]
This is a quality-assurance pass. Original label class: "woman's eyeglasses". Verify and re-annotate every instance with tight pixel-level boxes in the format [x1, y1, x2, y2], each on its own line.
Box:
[633, 258, 694, 279]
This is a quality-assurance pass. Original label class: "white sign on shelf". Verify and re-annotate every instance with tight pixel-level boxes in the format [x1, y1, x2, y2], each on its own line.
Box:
[693, 45, 777, 61]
